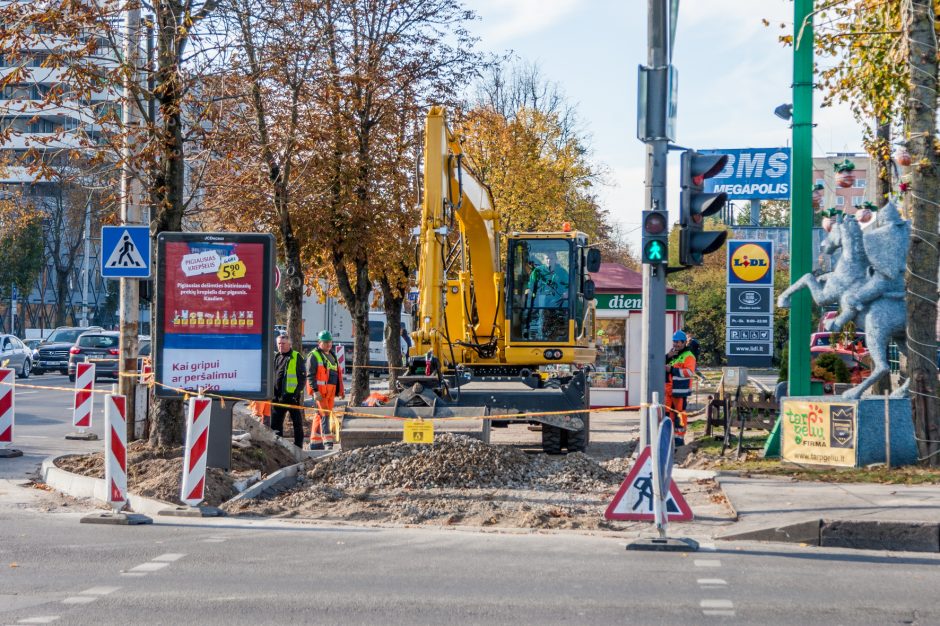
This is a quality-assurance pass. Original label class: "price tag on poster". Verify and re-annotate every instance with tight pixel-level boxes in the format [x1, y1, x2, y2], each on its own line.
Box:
[154, 232, 275, 399]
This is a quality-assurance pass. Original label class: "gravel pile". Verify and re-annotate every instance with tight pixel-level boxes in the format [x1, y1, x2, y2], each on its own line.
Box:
[304, 433, 623, 491]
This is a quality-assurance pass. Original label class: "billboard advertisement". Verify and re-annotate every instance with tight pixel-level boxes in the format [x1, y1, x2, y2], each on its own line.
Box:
[154, 232, 275, 399]
[781, 399, 857, 467]
[702, 147, 790, 200]
[726, 240, 774, 367]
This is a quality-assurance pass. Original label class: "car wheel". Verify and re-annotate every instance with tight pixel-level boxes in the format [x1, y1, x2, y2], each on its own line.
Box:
[18, 359, 31, 379]
[68, 373, 75, 383]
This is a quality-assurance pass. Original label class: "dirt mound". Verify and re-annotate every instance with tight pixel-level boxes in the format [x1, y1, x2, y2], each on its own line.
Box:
[306, 433, 622, 491]
[55, 438, 298, 507]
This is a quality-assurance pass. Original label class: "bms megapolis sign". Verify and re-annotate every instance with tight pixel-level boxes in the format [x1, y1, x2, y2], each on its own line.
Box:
[154, 232, 275, 399]
[702, 147, 790, 200]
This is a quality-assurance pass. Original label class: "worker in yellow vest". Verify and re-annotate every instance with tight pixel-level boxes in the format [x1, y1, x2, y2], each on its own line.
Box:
[272, 334, 306, 448]
[306, 330, 344, 450]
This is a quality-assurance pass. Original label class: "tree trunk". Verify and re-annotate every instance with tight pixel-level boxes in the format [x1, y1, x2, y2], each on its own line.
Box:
[53, 268, 70, 327]
[380, 277, 405, 389]
[903, 0, 940, 466]
[334, 253, 371, 406]
[148, 3, 191, 449]
[873, 118, 893, 395]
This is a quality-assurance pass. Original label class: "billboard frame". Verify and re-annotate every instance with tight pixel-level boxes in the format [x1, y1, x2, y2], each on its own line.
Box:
[153, 232, 275, 400]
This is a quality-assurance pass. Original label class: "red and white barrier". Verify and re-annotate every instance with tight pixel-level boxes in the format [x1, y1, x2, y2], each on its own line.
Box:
[139, 361, 153, 385]
[0, 368, 14, 446]
[335, 345, 345, 376]
[180, 396, 212, 507]
[104, 394, 127, 512]
[72, 362, 96, 430]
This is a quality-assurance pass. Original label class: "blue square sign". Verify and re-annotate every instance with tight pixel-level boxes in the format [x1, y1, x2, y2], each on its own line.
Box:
[101, 225, 151, 278]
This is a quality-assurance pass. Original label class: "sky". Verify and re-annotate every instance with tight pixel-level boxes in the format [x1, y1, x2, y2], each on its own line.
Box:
[463, 0, 867, 248]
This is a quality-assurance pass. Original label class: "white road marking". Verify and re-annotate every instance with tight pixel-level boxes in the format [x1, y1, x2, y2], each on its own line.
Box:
[120, 572, 147, 577]
[701, 600, 734, 609]
[80, 586, 120, 596]
[697, 578, 727, 586]
[694, 559, 722, 567]
[703, 610, 736, 617]
[202, 538, 226, 543]
[151, 553, 185, 562]
[128, 562, 168, 573]
[61, 596, 97, 605]
[17, 435, 48, 439]
[18, 617, 60, 624]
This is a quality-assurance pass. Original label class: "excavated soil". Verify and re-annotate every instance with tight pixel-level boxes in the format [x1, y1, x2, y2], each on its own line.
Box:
[55, 439, 298, 507]
[225, 434, 732, 530]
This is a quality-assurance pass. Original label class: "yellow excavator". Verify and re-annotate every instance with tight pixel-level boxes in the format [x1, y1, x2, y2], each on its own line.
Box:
[338, 106, 601, 453]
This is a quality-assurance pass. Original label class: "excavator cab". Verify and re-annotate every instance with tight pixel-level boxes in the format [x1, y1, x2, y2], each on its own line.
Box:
[506, 233, 599, 347]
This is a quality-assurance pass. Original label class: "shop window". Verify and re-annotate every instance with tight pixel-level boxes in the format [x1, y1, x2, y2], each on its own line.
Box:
[592, 319, 626, 389]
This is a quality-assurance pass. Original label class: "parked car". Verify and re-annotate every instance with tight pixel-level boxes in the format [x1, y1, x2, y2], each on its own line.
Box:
[22, 339, 41, 368]
[0, 334, 33, 378]
[36, 326, 103, 375]
[810, 331, 871, 386]
[68, 331, 120, 382]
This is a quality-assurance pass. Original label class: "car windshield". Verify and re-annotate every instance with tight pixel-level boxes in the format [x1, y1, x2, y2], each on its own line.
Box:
[78, 335, 118, 348]
[46, 329, 84, 344]
[368, 321, 384, 342]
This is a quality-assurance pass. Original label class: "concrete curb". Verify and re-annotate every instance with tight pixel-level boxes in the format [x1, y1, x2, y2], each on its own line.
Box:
[719, 518, 940, 553]
[41, 456, 175, 518]
[224, 450, 339, 505]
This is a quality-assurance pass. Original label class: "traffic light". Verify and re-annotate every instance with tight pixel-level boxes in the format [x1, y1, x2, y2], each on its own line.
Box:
[679, 150, 729, 266]
[641, 210, 668, 265]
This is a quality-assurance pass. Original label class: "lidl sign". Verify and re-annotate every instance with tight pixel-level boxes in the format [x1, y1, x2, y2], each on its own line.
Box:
[727, 241, 773, 285]
[702, 147, 790, 200]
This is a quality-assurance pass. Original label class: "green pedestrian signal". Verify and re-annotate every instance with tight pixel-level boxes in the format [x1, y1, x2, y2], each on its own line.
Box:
[645, 239, 665, 262]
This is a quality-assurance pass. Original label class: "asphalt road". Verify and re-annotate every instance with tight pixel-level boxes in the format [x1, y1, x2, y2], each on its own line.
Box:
[1, 372, 111, 480]
[1, 494, 939, 626]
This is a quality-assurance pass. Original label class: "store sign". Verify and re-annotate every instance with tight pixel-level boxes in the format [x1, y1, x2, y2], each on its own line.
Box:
[702, 147, 790, 200]
[781, 399, 857, 467]
[596, 294, 678, 311]
[726, 240, 773, 366]
[154, 232, 275, 399]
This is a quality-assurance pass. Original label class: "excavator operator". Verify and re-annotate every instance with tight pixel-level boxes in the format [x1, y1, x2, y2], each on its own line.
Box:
[523, 250, 569, 341]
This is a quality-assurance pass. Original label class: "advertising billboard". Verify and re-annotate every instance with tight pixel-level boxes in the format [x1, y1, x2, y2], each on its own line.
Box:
[781, 399, 857, 467]
[154, 232, 275, 399]
[726, 240, 774, 367]
[702, 147, 790, 200]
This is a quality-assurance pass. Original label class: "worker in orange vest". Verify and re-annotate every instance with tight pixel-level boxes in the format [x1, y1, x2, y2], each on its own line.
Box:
[664, 330, 696, 447]
[306, 330, 344, 450]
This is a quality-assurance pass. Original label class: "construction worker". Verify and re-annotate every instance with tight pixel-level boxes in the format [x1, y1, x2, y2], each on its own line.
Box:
[306, 330, 344, 450]
[271, 334, 306, 448]
[664, 329, 696, 447]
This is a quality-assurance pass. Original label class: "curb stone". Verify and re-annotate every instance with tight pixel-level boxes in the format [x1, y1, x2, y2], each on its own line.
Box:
[41, 456, 174, 517]
[719, 518, 940, 553]
[223, 450, 339, 505]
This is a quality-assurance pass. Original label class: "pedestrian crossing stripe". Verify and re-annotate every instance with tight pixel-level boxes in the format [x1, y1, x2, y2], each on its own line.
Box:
[604, 446, 694, 522]
[104, 229, 147, 269]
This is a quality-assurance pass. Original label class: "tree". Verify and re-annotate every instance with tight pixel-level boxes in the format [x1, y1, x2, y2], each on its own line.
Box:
[734, 199, 790, 227]
[901, 0, 940, 465]
[0, 200, 44, 334]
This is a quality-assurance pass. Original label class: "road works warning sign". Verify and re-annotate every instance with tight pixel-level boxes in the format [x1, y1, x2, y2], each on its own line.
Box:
[604, 447, 693, 522]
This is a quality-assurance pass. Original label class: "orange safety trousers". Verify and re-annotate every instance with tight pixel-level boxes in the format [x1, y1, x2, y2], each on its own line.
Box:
[664, 384, 688, 439]
[311, 384, 336, 445]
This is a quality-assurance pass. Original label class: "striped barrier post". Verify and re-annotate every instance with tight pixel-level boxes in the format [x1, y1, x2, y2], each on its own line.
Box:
[0, 368, 22, 458]
[67, 362, 98, 440]
[105, 393, 127, 513]
[180, 396, 212, 507]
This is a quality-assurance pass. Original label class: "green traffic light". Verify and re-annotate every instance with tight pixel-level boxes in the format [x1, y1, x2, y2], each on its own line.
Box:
[645, 240, 664, 262]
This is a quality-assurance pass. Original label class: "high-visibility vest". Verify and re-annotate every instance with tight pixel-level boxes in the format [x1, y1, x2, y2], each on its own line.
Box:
[667, 350, 696, 398]
[285, 350, 301, 394]
[310, 348, 343, 395]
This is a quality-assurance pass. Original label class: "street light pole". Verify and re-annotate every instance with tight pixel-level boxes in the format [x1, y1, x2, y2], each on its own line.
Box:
[119, 6, 142, 439]
[788, 0, 814, 396]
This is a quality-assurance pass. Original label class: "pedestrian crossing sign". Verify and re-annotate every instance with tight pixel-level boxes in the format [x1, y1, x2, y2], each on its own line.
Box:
[101, 225, 151, 278]
[604, 446, 693, 522]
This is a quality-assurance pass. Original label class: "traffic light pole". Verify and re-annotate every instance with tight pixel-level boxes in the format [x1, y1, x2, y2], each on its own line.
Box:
[788, 0, 814, 396]
[640, 0, 669, 448]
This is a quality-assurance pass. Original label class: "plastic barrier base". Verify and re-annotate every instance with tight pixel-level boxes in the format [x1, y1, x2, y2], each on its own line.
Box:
[0, 448, 23, 458]
[158, 505, 224, 518]
[81, 512, 153, 525]
[65, 431, 99, 441]
[626, 537, 700, 552]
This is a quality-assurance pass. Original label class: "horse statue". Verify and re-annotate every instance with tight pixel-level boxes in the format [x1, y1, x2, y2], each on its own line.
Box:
[777, 206, 910, 399]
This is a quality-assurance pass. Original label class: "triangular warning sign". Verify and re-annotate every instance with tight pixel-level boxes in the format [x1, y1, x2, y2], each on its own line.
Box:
[604, 446, 693, 522]
[104, 230, 147, 268]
